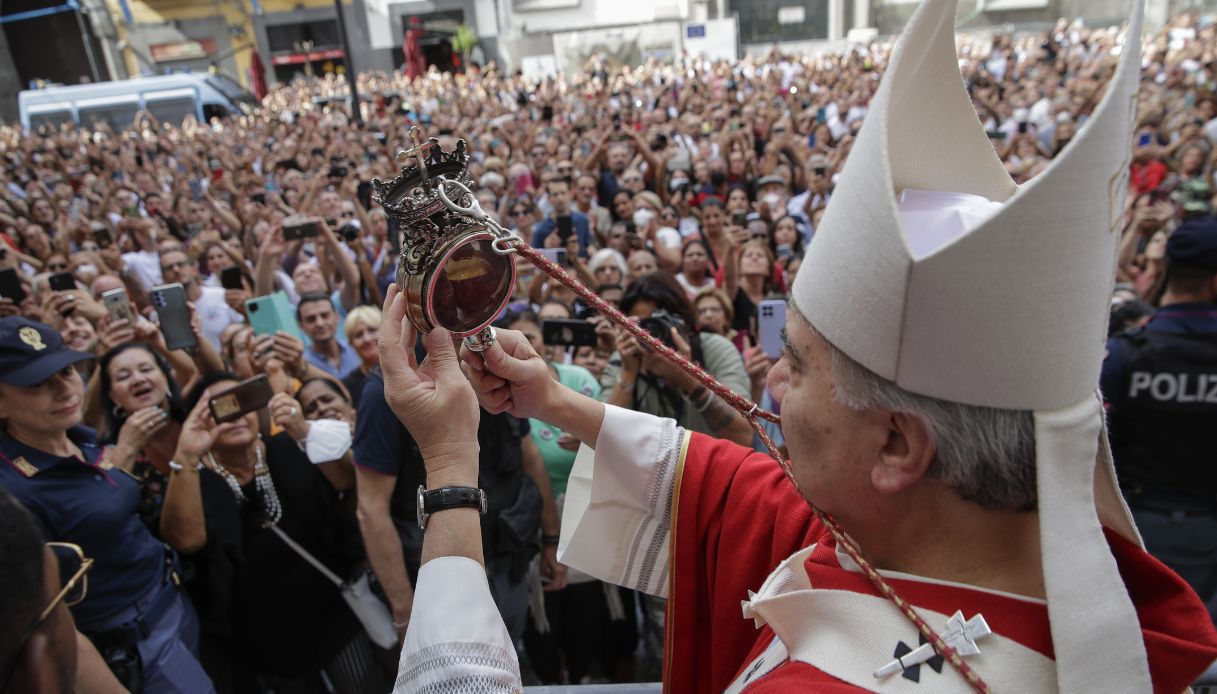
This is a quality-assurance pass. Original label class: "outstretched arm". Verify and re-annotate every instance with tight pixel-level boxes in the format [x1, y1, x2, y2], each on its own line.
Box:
[459, 328, 606, 447]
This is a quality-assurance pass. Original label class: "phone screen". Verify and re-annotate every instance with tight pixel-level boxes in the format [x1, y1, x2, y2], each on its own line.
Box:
[556, 215, 573, 242]
[220, 267, 244, 290]
[48, 272, 76, 293]
[0, 268, 26, 303]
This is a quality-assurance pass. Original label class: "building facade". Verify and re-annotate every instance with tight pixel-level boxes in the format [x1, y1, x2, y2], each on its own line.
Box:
[0, 0, 1189, 123]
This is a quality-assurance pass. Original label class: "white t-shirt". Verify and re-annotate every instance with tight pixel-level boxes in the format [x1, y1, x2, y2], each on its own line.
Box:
[122, 250, 163, 291]
[654, 226, 683, 250]
[675, 272, 715, 300]
[195, 285, 244, 349]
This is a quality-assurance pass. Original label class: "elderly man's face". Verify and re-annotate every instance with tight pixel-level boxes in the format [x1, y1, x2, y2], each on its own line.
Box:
[766, 310, 891, 521]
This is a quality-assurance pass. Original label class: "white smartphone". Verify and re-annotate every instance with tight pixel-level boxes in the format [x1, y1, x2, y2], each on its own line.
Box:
[758, 299, 787, 359]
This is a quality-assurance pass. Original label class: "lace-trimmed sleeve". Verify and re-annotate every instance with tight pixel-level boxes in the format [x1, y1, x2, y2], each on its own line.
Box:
[394, 557, 522, 694]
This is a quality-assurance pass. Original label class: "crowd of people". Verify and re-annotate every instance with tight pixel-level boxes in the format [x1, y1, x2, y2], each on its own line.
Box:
[1, 7, 1217, 692]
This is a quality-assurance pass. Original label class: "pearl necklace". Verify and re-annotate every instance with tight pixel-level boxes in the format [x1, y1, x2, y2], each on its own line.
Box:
[206, 441, 282, 528]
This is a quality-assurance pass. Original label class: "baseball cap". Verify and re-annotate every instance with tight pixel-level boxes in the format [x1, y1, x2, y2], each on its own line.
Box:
[1176, 178, 1212, 214]
[0, 317, 94, 386]
[1166, 215, 1217, 271]
[755, 175, 786, 189]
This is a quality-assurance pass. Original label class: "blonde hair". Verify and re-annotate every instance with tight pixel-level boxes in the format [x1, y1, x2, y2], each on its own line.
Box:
[693, 287, 734, 324]
[344, 305, 382, 341]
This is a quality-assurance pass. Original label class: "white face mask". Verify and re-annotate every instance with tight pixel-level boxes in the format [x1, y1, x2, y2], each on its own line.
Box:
[633, 208, 656, 227]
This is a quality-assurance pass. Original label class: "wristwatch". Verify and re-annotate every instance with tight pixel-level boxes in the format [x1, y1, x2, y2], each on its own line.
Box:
[416, 485, 488, 530]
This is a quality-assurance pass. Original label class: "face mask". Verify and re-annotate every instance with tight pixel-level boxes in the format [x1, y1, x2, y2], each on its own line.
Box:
[633, 208, 656, 227]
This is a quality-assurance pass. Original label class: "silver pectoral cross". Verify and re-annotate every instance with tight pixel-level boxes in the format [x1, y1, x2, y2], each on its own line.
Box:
[873, 611, 991, 680]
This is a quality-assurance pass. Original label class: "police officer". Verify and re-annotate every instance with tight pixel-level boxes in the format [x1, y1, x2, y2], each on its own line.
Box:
[1102, 215, 1217, 618]
[0, 317, 214, 693]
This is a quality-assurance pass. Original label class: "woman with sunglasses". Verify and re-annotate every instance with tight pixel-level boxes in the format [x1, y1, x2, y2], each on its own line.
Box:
[0, 317, 213, 692]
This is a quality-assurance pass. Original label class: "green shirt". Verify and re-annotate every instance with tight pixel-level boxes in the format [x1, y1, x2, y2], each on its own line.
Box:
[531, 361, 601, 496]
[599, 332, 750, 437]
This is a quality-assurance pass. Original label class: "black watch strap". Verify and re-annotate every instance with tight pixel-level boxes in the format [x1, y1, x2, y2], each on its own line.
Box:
[416, 485, 487, 530]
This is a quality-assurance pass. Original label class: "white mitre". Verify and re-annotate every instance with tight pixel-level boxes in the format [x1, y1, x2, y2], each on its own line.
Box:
[793, 0, 1149, 690]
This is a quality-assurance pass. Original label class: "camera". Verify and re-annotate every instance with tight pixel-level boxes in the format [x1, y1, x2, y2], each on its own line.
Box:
[338, 221, 360, 242]
[329, 165, 348, 179]
[639, 310, 685, 350]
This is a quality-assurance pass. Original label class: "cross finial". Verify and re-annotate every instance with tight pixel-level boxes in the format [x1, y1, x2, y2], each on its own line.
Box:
[397, 126, 433, 183]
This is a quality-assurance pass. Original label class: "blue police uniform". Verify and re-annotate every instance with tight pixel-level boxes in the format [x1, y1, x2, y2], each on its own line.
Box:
[1101, 216, 1217, 621]
[0, 317, 213, 693]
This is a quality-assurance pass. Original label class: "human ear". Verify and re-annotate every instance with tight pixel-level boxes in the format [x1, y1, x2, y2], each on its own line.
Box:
[871, 412, 936, 495]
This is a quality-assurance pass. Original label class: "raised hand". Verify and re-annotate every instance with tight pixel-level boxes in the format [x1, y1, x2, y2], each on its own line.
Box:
[379, 283, 480, 463]
[458, 327, 554, 421]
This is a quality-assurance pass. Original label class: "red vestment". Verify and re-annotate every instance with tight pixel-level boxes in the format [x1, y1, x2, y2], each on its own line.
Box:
[665, 432, 1217, 693]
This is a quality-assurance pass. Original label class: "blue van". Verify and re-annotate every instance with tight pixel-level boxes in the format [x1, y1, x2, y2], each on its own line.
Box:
[17, 73, 256, 130]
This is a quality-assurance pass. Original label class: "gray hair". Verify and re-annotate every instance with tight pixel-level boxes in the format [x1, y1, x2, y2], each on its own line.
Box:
[588, 248, 628, 276]
[824, 338, 1038, 511]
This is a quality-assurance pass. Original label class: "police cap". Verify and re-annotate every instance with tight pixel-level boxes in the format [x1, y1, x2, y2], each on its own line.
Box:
[1166, 215, 1217, 271]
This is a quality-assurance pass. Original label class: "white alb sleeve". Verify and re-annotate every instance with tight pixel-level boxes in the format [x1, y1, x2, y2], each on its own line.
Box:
[393, 557, 521, 694]
[558, 404, 686, 597]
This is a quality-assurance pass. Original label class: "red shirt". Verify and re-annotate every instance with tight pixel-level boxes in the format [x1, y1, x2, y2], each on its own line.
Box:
[1131, 160, 1168, 195]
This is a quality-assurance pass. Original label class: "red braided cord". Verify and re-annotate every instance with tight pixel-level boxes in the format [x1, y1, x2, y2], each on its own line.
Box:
[514, 243, 780, 424]
[516, 240, 993, 693]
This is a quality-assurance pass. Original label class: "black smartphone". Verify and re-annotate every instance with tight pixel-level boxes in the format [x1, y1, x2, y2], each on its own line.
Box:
[542, 319, 598, 348]
[48, 272, 76, 293]
[1017, 121, 1028, 134]
[814, 166, 827, 177]
[209, 374, 273, 423]
[732, 212, 748, 227]
[151, 283, 198, 351]
[572, 297, 595, 319]
[250, 192, 267, 205]
[90, 222, 112, 248]
[0, 268, 25, 303]
[283, 216, 320, 241]
[541, 105, 554, 121]
[556, 215, 573, 243]
[220, 266, 244, 291]
[625, 222, 637, 235]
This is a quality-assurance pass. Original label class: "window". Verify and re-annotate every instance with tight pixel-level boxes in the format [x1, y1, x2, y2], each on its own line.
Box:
[732, 0, 828, 44]
[77, 103, 139, 131]
[202, 103, 231, 121]
[145, 97, 196, 126]
[267, 20, 340, 53]
[28, 110, 73, 130]
[205, 75, 250, 103]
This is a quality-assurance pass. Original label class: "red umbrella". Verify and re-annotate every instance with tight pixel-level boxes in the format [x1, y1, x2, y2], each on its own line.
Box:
[403, 16, 426, 80]
[250, 49, 269, 102]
